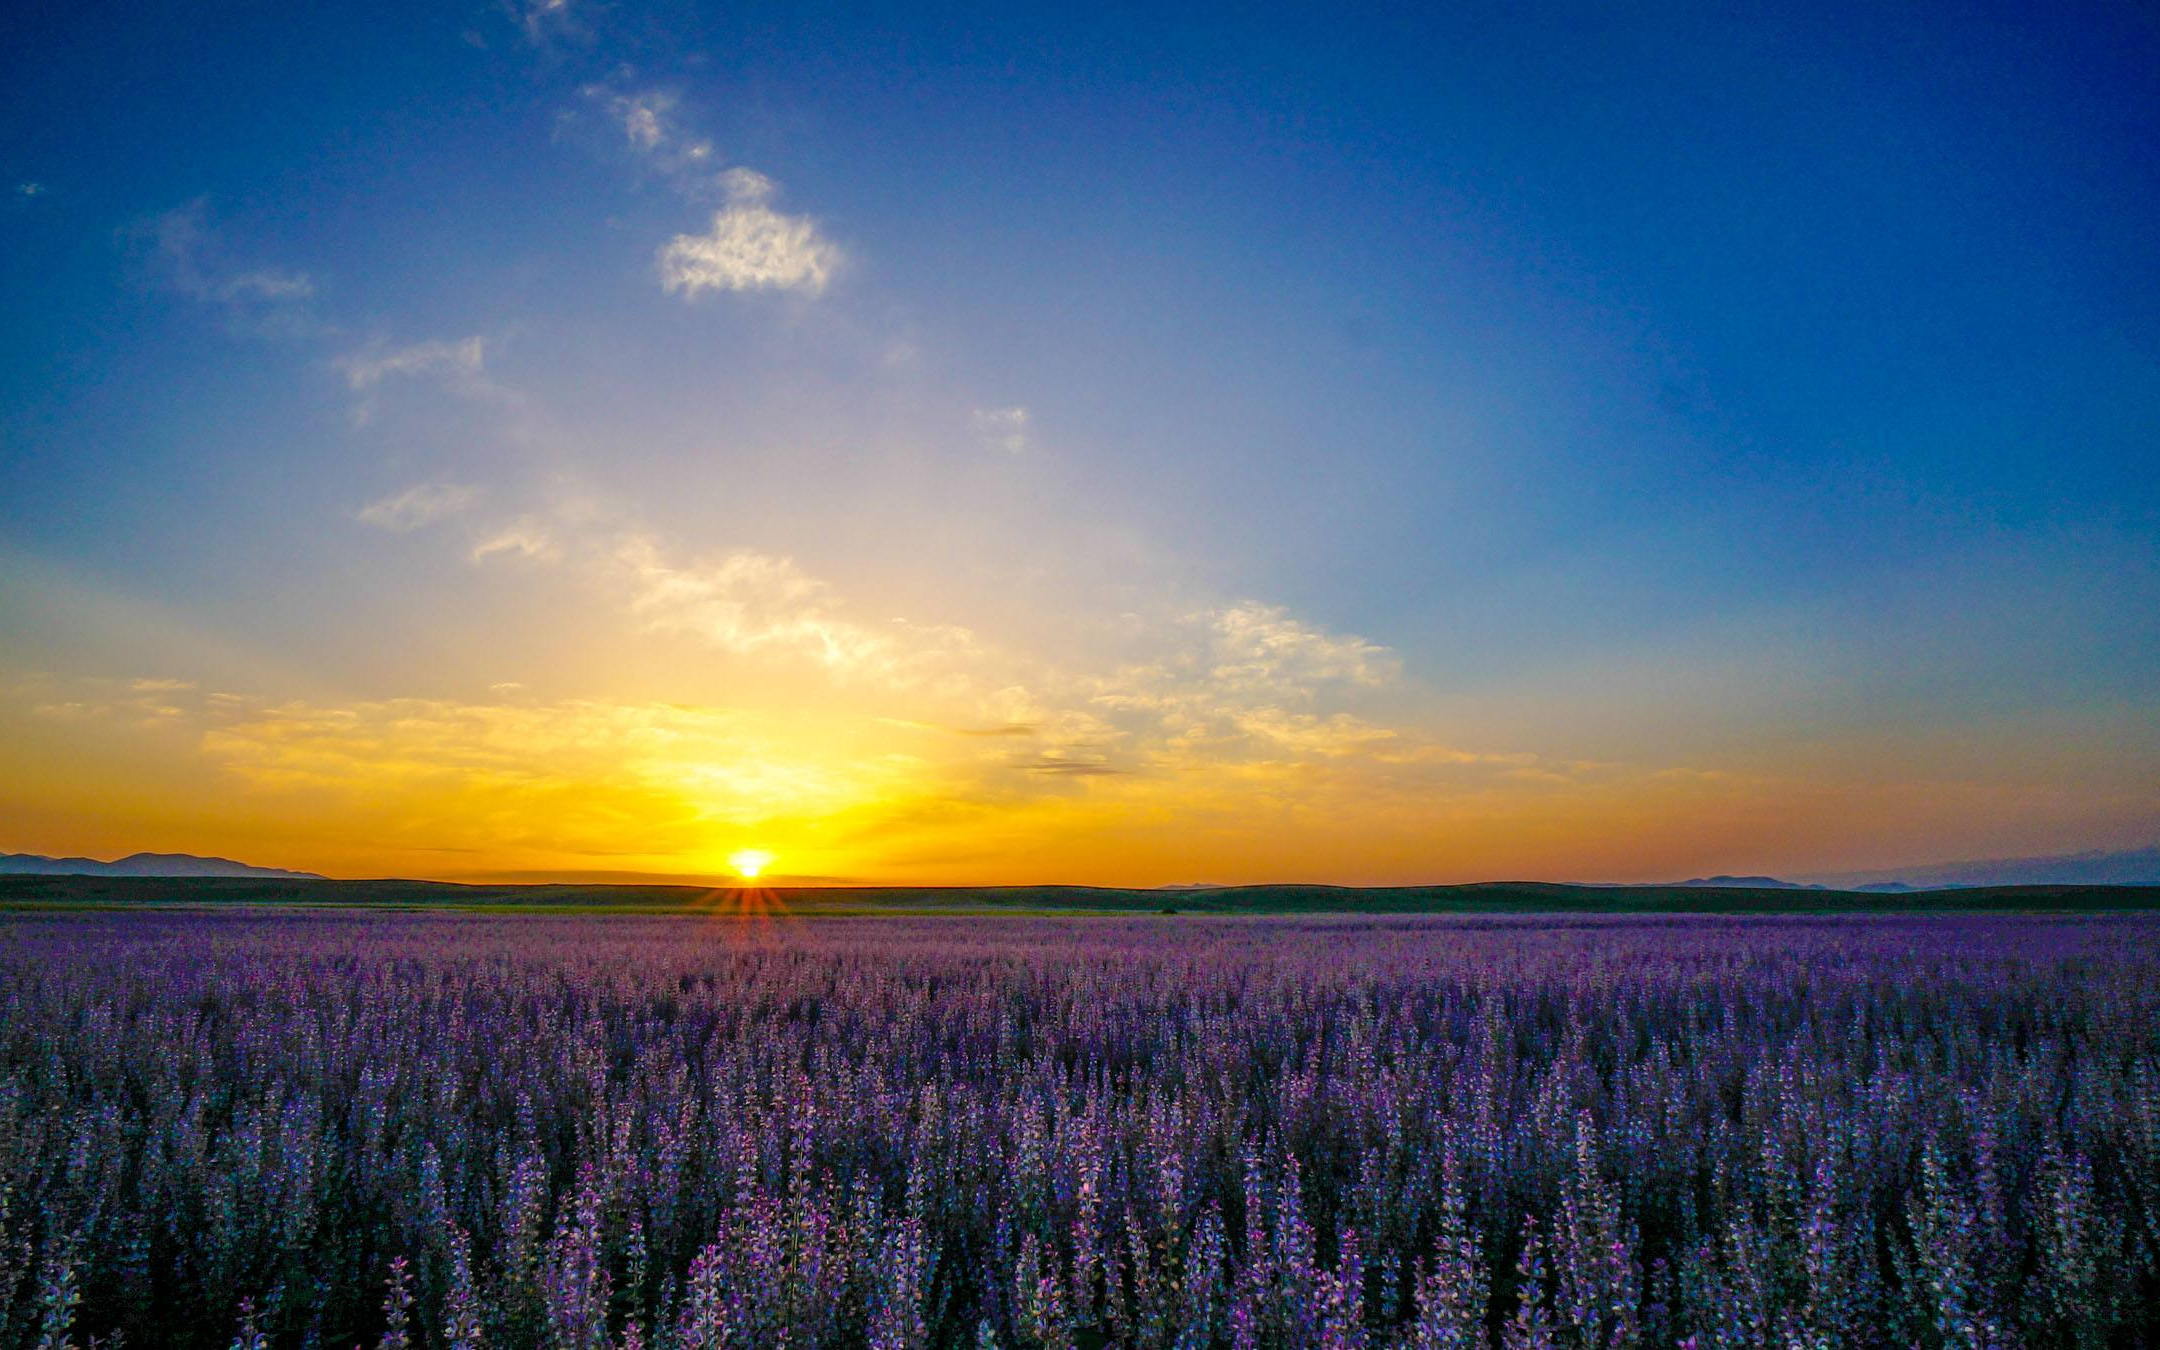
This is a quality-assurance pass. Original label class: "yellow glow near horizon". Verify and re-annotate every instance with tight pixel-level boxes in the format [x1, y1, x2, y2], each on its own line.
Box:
[4, 670, 2152, 888]
[727, 848, 776, 881]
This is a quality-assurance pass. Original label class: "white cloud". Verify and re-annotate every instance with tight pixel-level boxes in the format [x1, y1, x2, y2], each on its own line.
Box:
[972, 407, 1031, 453]
[658, 175, 843, 298]
[17, 182, 46, 199]
[617, 93, 667, 149]
[571, 82, 850, 302]
[1207, 602, 1399, 691]
[717, 167, 773, 201]
[356, 483, 483, 532]
[336, 336, 488, 390]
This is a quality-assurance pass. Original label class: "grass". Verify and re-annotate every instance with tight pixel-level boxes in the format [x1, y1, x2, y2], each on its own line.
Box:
[3, 873, 2158, 914]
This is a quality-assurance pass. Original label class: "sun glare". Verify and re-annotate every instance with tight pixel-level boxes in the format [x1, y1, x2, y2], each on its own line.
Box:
[727, 848, 775, 882]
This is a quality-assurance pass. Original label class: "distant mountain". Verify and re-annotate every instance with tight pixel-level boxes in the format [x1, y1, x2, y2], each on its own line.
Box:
[1675, 875, 1825, 890]
[0, 851, 325, 880]
[1807, 844, 2160, 891]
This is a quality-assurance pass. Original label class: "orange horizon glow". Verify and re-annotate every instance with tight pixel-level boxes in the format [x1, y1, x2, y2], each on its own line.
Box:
[3, 568, 2155, 890]
[3, 672, 2153, 888]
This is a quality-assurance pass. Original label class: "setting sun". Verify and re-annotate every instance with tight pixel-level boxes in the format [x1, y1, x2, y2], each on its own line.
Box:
[727, 849, 775, 882]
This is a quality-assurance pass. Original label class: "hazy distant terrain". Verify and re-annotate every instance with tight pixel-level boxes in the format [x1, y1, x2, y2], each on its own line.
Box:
[3, 873, 2155, 913]
[0, 850, 325, 880]
[1804, 843, 2160, 890]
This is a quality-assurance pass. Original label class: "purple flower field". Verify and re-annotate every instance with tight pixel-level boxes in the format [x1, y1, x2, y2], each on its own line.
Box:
[1, 912, 2155, 1348]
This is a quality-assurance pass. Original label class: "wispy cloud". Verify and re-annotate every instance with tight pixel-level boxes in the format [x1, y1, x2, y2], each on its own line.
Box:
[1230, 708, 1398, 756]
[658, 171, 844, 298]
[581, 84, 718, 191]
[613, 534, 975, 683]
[1, 619, 1671, 880]
[20, 674, 199, 728]
[131, 200, 319, 335]
[432, 495, 1417, 759]
[471, 516, 559, 562]
[1206, 602, 1399, 691]
[356, 483, 483, 532]
[351, 491, 1585, 847]
[972, 407, 1031, 453]
[516, 0, 578, 45]
[333, 335, 515, 423]
[336, 336, 487, 390]
[1018, 747, 1127, 776]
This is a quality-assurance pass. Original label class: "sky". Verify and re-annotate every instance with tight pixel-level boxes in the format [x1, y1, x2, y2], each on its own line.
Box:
[1, 0, 2156, 885]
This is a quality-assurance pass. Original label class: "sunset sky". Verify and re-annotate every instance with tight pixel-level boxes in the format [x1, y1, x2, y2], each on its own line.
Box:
[3, 2, 2156, 884]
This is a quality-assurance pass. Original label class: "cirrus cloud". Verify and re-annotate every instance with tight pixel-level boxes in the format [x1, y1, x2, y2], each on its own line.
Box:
[356, 483, 483, 532]
[336, 336, 487, 391]
[130, 199, 318, 336]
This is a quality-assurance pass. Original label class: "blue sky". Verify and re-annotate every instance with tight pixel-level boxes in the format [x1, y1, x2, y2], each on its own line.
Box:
[2, 0, 2155, 882]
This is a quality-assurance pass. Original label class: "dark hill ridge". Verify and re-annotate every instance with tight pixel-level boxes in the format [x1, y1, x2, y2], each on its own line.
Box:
[1676, 875, 1818, 889]
[0, 851, 325, 880]
[1, 874, 2155, 914]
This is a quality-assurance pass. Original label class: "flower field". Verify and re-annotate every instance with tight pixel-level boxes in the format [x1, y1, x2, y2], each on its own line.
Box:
[1, 911, 2155, 1347]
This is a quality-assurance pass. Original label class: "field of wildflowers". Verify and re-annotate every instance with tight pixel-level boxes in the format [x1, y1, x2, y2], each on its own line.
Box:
[0, 911, 2154, 1347]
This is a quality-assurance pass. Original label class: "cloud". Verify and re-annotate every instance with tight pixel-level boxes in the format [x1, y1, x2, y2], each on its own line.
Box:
[1231, 708, 1398, 757]
[658, 174, 844, 298]
[132, 200, 318, 333]
[1083, 605, 1397, 743]
[581, 84, 719, 190]
[340, 490, 1563, 831]
[1018, 749, 1127, 776]
[613, 534, 975, 684]
[16, 182, 45, 199]
[446, 497, 1430, 780]
[610, 546, 1424, 782]
[19, 674, 200, 728]
[517, 0, 577, 44]
[717, 167, 772, 201]
[972, 407, 1031, 453]
[332, 336, 514, 423]
[336, 336, 487, 391]
[471, 516, 559, 562]
[356, 483, 483, 532]
[1206, 602, 1399, 691]
[569, 79, 852, 302]
[611, 90, 669, 149]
